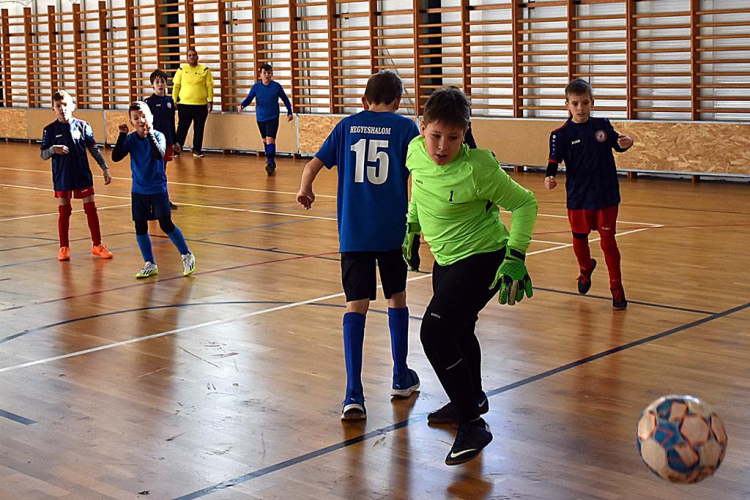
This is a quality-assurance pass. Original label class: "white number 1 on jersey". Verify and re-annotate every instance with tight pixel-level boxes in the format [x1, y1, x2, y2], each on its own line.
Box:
[351, 138, 389, 185]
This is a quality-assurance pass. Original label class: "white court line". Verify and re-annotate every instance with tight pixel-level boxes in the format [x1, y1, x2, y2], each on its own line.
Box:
[0, 166, 662, 227]
[0, 203, 131, 222]
[0, 183, 337, 222]
[0, 166, 338, 199]
[1, 232, 664, 374]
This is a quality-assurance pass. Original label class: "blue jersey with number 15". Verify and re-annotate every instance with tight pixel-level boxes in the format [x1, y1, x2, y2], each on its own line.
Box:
[315, 110, 420, 253]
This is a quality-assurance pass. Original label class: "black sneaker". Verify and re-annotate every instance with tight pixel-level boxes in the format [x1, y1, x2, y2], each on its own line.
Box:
[169, 202, 178, 210]
[445, 418, 493, 466]
[612, 286, 628, 310]
[577, 258, 597, 295]
[427, 393, 489, 424]
[265, 161, 276, 176]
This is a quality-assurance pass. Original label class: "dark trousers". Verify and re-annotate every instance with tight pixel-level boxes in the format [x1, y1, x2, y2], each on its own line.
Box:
[420, 248, 505, 423]
[176, 104, 209, 154]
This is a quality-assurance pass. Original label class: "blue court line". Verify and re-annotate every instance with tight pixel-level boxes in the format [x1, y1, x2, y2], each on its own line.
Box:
[0, 301, 420, 346]
[172, 299, 750, 500]
[533, 286, 714, 315]
[0, 408, 35, 425]
[0, 218, 308, 269]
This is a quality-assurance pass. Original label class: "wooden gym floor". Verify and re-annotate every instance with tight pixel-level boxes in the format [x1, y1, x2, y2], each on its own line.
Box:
[0, 141, 748, 499]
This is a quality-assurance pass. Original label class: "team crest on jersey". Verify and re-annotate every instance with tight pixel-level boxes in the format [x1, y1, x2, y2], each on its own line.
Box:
[167, 102, 172, 109]
[595, 130, 607, 142]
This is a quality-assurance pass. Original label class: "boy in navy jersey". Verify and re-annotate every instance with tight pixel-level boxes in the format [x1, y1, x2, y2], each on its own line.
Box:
[296, 71, 420, 420]
[145, 70, 179, 209]
[41, 90, 114, 262]
[112, 102, 196, 279]
[237, 64, 293, 176]
[545, 79, 633, 309]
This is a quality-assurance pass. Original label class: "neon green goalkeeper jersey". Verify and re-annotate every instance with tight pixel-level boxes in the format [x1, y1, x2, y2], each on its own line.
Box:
[406, 137, 538, 267]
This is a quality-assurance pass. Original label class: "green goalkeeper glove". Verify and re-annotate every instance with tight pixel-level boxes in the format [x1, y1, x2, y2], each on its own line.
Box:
[490, 247, 533, 306]
[402, 222, 421, 272]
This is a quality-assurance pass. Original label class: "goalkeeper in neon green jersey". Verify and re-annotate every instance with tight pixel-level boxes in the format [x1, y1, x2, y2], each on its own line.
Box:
[403, 87, 538, 466]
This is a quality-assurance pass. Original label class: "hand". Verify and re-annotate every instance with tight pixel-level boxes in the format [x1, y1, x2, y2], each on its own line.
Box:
[287, 114, 294, 122]
[402, 222, 421, 272]
[490, 248, 533, 306]
[143, 120, 152, 134]
[296, 189, 315, 210]
[207, 103, 213, 113]
[237, 105, 243, 113]
[544, 176, 557, 190]
[53, 145, 69, 155]
[103, 169, 112, 185]
[618, 135, 633, 149]
[173, 143, 181, 153]
[118, 123, 129, 134]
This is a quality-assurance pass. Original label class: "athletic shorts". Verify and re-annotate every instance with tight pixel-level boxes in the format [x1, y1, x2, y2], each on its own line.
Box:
[132, 192, 171, 222]
[55, 186, 95, 199]
[164, 144, 174, 163]
[340, 249, 407, 302]
[257, 118, 280, 139]
[567, 205, 619, 235]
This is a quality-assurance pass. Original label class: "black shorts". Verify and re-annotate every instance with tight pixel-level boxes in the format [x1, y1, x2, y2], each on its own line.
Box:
[257, 118, 280, 139]
[340, 249, 407, 302]
[132, 192, 171, 221]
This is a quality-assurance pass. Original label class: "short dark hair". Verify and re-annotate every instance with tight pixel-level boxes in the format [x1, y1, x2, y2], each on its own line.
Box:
[422, 87, 471, 129]
[52, 89, 73, 105]
[565, 78, 593, 99]
[363, 70, 403, 106]
[150, 69, 168, 84]
[129, 100, 153, 120]
[260, 63, 273, 72]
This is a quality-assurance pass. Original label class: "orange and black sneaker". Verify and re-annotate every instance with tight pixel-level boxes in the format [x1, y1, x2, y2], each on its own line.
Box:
[58, 246, 70, 261]
[576, 258, 597, 295]
[92, 244, 114, 259]
[612, 286, 628, 310]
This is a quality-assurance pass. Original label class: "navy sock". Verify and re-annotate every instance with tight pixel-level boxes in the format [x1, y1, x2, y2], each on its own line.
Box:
[343, 312, 366, 397]
[136, 233, 155, 264]
[388, 307, 409, 378]
[267, 143, 276, 163]
[167, 226, 189, 255]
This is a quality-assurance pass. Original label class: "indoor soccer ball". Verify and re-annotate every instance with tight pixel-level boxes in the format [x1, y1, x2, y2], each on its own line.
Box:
[636, 395, 728, 484]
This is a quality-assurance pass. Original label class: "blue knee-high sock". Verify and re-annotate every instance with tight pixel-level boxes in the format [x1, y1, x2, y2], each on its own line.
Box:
[136, 233, 155, 264]
[267, 143, 276, 163]
[388, 307, 409, 377]
[343, 312, 366, 397]
[167, 226, 189, 255]
[263, 142, 270, 156]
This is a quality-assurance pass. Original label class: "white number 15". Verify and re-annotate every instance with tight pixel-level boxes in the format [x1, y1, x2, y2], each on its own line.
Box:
[350, 138, 389, 185]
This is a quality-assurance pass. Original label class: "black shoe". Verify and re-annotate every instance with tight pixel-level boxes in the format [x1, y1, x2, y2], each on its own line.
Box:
[265, 162, 276, 176]
[428, 393, 489, 424]
[612, 286, 628, 310]
[577, 258, 597, 295]
[445, 418, 493, 466]
[169, 202, 178, 210]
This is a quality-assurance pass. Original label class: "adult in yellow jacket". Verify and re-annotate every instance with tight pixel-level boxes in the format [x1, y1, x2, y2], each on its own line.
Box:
[173, 48, 214, 157]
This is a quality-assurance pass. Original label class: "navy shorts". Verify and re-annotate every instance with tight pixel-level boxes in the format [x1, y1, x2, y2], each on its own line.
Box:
[132, 192, 171, 221]
[257, 118, 280, 139]
[340, 249, 407, 302]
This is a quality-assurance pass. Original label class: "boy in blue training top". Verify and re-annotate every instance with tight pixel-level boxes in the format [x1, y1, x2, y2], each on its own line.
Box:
[237, 63, 293, 176]
[296, 70, 421, 420]
[41, 90, 114, 262]
[145, 69, 179, 209]
[545, 78, 633, 310]
[112, 101, 196, 279]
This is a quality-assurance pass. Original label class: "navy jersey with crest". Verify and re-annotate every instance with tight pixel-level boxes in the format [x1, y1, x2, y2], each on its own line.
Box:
[548, 117, 628, 210]
[41, 117, 96, 191]
[144, 94, 176, 145]
[315, 111, 420, 252]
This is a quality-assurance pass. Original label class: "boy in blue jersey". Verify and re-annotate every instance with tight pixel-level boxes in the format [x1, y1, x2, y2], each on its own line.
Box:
[112, 101, 196, 279]
[145, 70, 179, 210]
[296, 71, 421, 420]
[237, 64, 293, 176]
[545, 79, 633, 310]
[41, 90, 114, 262]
